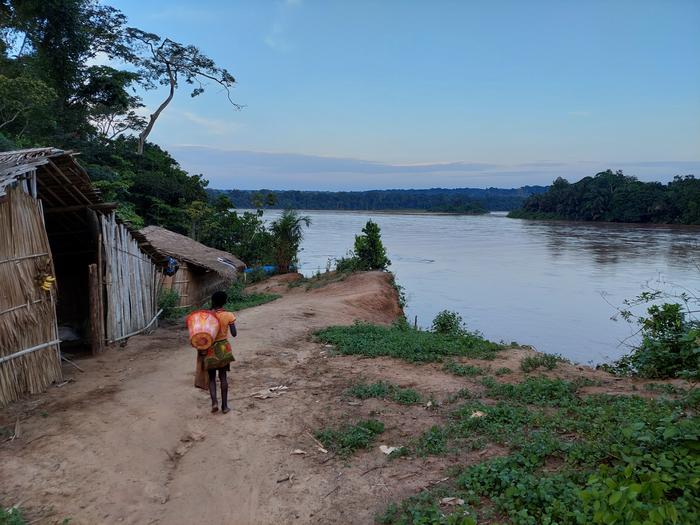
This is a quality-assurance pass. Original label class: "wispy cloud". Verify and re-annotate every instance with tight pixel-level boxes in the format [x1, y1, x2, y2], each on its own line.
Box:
[264, 0, 303, 51]
[165, 111, 241, 136]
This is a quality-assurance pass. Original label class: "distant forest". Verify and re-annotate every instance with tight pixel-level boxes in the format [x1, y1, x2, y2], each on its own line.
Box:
[509, 170, 700, 224]
[211, 186, 547, 212]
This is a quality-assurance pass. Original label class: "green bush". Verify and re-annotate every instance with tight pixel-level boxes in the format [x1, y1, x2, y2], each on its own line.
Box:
[158, 288, 181, 320]
[607, 303, 700, 379]
[431, 310, 464, 335]
[315, 419, 385, 457]
[520, 353, 561, 372]
[335, 220, 390, 272]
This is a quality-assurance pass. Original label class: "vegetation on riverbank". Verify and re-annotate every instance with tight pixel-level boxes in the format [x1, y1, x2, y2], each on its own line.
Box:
[378, 375, 699, 524]
[317, 321, 503, 362]
[426, 202, 488, 215]
[509, 170, 700, 224]
[214, 187, 547, 213]
[316, 305, 700, 524]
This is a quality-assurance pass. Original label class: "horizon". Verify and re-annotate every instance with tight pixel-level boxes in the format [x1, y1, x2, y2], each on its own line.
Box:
[112, 0, 700, 190]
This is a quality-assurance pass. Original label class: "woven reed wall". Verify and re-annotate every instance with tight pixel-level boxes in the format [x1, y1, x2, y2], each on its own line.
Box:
[0, 186, 62, 406]
[101, 213, 159, 342]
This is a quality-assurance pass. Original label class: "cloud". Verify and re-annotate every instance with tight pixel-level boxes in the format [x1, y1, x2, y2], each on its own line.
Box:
[264, 0, 302, 51]
[166, 145, 700, 191]
[165, 111, 241, 136]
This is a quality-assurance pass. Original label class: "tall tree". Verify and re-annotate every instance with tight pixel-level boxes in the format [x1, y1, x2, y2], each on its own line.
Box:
[125, 28, 240, 154]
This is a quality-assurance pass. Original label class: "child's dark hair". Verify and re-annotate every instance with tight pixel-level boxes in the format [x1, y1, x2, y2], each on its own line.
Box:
[211, 291, 227, 309]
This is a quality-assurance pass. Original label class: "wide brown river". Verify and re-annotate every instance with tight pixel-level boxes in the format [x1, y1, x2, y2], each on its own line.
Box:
[259, 210, 699, 364]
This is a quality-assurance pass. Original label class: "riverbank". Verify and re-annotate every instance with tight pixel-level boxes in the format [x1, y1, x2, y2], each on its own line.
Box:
[0, 271, 695, 524]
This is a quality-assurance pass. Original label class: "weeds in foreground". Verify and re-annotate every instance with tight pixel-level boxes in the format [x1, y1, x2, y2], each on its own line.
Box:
[0, 507, 26, 525]
[316, 322, 503, 363]
[377, 375, 700, 525]
[315, 419, 385, 457]
[346, 381, 422, 404]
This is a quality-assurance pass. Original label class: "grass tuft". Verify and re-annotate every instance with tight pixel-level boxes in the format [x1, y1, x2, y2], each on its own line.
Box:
[346, 381, 422, 404]
[443, 361, 484, 377]
[315, 419, 385, 457]
[520, 353, 562, 373]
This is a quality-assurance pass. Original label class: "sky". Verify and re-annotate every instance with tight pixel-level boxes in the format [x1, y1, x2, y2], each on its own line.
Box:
[111, 0, 700, 190]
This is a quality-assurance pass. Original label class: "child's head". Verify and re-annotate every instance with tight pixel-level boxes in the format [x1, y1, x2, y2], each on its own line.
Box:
[211, 291, 227, 309]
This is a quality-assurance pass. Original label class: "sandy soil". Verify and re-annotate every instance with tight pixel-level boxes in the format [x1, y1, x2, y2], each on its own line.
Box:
[0, 271, 676, 525]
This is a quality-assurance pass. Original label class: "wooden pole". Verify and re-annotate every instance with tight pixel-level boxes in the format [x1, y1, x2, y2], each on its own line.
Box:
[88, 264, 103, 355]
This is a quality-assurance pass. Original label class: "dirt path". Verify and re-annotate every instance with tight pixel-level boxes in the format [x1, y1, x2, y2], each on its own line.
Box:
[0, 271, 660, 525]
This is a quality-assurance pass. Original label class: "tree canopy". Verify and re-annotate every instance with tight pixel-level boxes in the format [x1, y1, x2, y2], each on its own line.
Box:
[509, 171, 700, 224]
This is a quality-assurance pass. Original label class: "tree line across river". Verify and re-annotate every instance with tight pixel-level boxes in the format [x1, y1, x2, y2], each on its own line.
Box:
[212, 169, 699, 225]
[211, 186, 547, 213]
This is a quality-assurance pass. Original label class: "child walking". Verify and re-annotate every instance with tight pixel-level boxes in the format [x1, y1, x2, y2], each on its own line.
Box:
[201, 291, 237, 414]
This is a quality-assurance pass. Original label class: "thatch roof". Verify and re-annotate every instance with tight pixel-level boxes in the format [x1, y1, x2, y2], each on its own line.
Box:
[0, 148, 108, 209]
[136, 226, 245, 279]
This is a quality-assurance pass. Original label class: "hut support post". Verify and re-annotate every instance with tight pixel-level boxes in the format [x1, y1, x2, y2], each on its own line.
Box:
[88, 264, 104, 354]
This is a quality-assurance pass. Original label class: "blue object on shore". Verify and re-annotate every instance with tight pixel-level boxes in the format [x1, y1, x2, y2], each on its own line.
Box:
[243, 264, 297, 274]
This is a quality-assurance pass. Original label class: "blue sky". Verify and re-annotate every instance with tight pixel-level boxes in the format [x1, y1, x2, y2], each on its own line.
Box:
[112, 0, 700, 190]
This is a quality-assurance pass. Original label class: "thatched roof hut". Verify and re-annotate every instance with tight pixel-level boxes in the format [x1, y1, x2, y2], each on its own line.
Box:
[136, 226, 245, 308]
[0, 148, 160, 406]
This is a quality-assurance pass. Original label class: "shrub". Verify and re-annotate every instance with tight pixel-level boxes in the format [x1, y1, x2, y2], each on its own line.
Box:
[520, 353, 561, 372]
[354, 220, 390, 270]
[431, 310, 464, 335]
[336, 220, 390, 272]
[315, 419, 385, 457]
[158, 288, 181, 320]
[607, 303, 700, 379]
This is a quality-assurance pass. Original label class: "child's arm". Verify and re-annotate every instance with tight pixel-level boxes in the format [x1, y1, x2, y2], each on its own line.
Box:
[230, 322, 237, 337]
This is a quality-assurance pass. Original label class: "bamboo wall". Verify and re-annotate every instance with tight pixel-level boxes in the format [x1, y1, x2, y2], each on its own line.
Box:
[101, 213, 159, 342]
[161, 264, 228, 308]
[0, 187, 62, 406]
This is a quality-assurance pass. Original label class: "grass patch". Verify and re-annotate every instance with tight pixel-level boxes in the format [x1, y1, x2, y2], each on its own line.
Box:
[316, 322, 503, 363]
[443, 361, 484, 377]
[379, 372, 700, 525]
[494, 367, 512, 376]
[346, 381, 422, 404]
[225, 282, 280, 311]
[315, 419, 385, 457]
[520, 353, 563, 372]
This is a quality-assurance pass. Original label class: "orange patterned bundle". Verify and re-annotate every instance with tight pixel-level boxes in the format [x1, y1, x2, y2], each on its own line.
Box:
[186, 310, 220, 350]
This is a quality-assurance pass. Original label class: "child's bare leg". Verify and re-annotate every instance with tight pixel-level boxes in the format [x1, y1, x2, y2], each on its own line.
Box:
[208, 369, 219, 412]
[219, 369, 230, 414]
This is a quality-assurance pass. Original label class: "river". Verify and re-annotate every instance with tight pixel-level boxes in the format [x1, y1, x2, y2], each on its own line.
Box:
[255, 209, 699, 364]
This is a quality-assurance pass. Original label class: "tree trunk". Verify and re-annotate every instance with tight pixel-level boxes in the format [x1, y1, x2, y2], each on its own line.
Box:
[137, 63, 176, 155]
